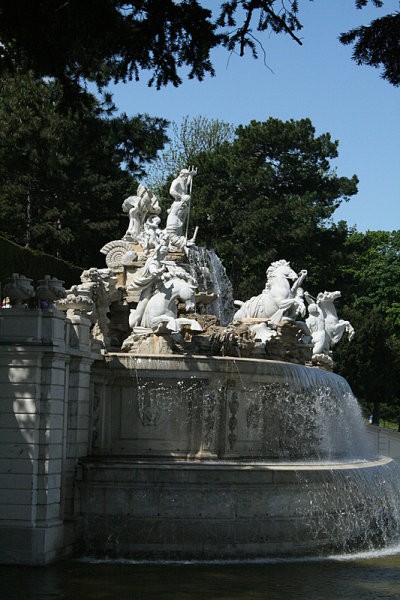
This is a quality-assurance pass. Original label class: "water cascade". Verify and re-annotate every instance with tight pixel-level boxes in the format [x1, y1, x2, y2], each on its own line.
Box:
[188, 247, 235, 325]
[54, 173, 400, 560]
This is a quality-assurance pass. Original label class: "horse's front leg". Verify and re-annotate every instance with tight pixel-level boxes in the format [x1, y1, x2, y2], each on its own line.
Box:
[330, 322, 346, 346]
[345, 321, 355, 341]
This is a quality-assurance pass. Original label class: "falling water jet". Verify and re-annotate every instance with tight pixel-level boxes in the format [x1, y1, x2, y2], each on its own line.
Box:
[188, 246, 235, 325]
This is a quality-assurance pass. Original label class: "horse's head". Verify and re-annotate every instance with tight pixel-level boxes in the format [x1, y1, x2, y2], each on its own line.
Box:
[267, 259, 297, 282]
[317, 290, 341, 304]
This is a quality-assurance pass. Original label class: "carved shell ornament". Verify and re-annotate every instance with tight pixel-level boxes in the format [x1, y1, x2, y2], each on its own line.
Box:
[100, 240, 133, 270]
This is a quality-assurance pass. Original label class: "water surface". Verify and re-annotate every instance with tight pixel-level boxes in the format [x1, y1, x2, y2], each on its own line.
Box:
[2, 549, 400, 600]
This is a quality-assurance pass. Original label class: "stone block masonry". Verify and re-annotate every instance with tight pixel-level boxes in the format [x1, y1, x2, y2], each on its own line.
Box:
[0, 308, 101, 564]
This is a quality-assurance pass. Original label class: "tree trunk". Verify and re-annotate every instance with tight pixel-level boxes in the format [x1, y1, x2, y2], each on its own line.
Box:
[372, 401, 380, 426]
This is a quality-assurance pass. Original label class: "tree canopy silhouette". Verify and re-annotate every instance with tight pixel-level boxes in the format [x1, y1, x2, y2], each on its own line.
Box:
[2, 1, 397, 95]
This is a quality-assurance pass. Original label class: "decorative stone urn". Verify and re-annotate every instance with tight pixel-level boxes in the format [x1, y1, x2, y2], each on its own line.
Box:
[36, 275, 66, 307]
[2, 273, 35, 306]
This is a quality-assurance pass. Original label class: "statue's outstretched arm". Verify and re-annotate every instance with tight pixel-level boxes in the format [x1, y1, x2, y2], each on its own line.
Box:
[304, 291, 314, 305]
[291, 269, 307, 293]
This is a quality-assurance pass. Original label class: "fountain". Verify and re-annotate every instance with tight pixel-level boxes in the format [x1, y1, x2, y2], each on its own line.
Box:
[55, 168, 400, 560]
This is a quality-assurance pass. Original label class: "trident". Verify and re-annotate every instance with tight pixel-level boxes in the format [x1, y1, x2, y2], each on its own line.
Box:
[185, 166, 197, 241]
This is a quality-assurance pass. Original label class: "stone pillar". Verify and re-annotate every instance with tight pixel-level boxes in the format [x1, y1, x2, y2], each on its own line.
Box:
[62, 355, 93, 519]
[0, 308, 99, 564]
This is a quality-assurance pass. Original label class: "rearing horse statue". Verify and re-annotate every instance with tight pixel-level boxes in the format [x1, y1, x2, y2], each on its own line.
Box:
[316, 291, 355, 347]
[233, 260, 307, 323]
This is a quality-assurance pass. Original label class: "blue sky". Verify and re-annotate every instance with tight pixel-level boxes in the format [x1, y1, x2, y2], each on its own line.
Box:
[110, 0, 399, 232]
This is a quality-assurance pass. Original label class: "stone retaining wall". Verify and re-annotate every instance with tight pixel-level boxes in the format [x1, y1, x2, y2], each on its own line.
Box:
[0, 308, 101, 564]
[366, 424, 400, 462]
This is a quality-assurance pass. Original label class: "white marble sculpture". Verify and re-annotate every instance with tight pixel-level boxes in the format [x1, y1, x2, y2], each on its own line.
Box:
[56, 289, 94, 316]
[316, 290, 355, 345]
[140, 214, 162, 252]
[305, 290, 355, 364]
[232, 260, 355, 366]
[233, 260, 307, 324]
[305, 296, 329, 358]
[122, 184, 161, 244]
[138, 270, 200, 333]
[47, 166, 355, 362]
[100, 240, 135, 272]
[165, 167, 197, 252]
[128, 245, 170, 328]
[127, 240, 201, 333]
[57, 267, 121, 348]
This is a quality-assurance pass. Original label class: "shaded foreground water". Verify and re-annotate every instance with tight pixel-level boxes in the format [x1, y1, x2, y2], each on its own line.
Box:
[2, 550, 400, 600]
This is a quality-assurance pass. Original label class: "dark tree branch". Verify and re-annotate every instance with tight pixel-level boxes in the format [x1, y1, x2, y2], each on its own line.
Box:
[261, 3, 303, 45]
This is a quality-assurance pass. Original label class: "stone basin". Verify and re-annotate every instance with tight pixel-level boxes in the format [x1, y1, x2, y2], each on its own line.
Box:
[77, 354, 400, 559]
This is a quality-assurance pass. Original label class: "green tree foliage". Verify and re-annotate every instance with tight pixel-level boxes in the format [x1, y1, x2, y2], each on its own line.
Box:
[0, 0, 220, 90]
[146, 115, 235, 191]
[0, 1, 396, 95]
[178, 117, 358, 298]
[0, 72, 168, 266]
[0, 0, 301, 93]
[216, 0, 303, 55]
[299, 220, 354, 293]
[339, 230, 400, 326]
[340, 1, 400, 86]
[0, 235, 81, 288]
[333, 230, 400, 422]
[334, 308, 400, 424]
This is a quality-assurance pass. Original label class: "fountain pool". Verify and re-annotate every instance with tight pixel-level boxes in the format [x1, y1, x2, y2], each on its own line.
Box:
[77, 355, 400, 560]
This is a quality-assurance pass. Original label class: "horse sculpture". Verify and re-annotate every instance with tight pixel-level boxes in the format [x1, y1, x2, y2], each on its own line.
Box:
[233, 260, 307, 323]
[137, 273, 200, 333]
[316, 291, 355, 347]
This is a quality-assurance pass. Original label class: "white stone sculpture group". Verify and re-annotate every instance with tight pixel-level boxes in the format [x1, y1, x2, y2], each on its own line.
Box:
[128, 171, 351, 363]
[121, 167, 198, 255]
[128, 250, 199, 334]
[232, 258, 354, 364]
[122, 167, 201, 336]
[2, 167, 354, 366]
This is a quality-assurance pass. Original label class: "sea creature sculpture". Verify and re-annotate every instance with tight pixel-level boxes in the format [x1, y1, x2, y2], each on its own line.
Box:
[132, 271, 199, 333]
[233, 260, 307, 324]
